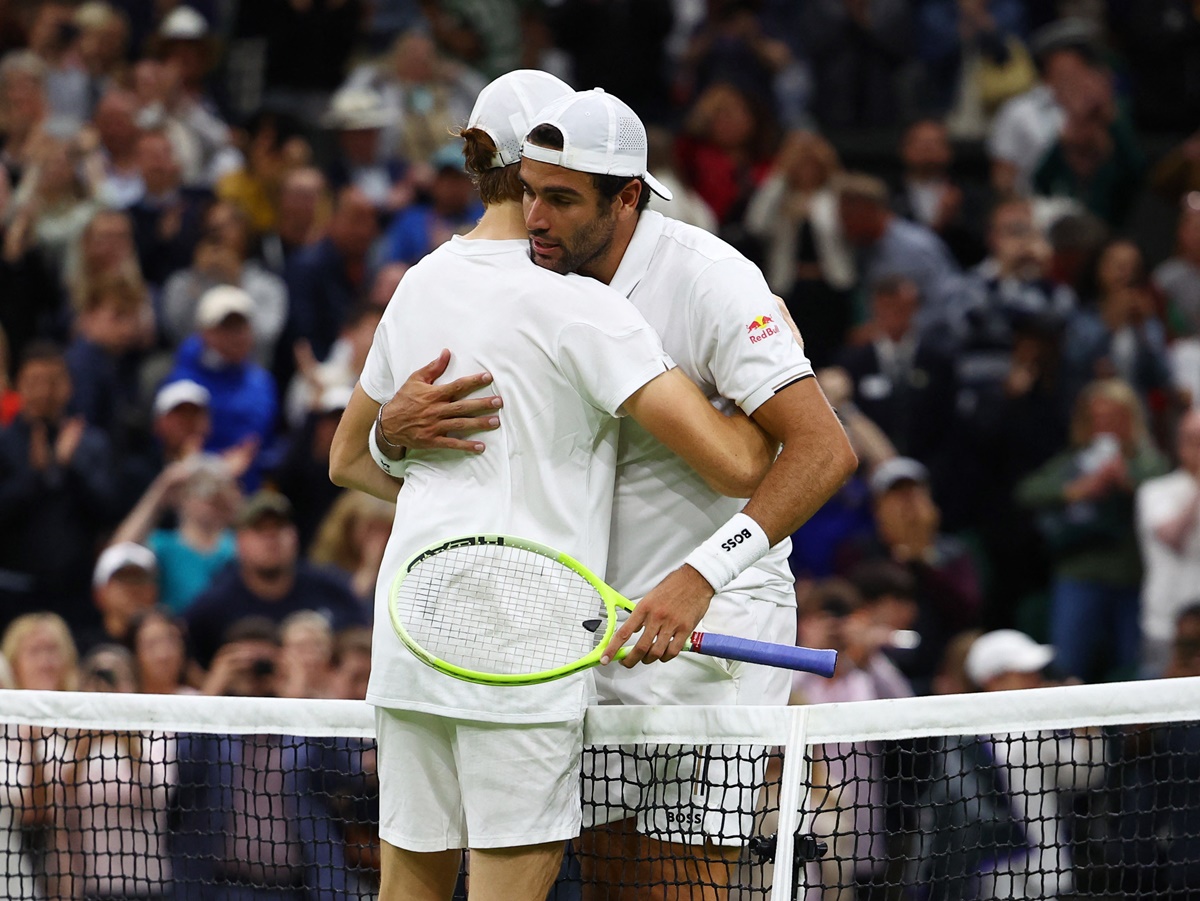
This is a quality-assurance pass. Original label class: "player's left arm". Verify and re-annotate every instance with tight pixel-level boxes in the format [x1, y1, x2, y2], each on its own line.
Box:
[608, 376, 857, 667]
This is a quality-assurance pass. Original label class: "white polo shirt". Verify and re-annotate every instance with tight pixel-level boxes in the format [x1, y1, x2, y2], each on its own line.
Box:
[605, 211, 815, 619]
[360, 236, 673, 723]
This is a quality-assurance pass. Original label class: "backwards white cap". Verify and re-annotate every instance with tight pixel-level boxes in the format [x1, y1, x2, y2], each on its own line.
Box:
[521, 88, 672, 200]
[467, 69, 573, 169]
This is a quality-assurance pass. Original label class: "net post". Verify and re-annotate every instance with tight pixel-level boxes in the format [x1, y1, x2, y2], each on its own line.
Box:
[770, 704, 811, 901]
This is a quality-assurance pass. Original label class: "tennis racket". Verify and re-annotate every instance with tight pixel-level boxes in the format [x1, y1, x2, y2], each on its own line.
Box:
[388, 533, 837, 686]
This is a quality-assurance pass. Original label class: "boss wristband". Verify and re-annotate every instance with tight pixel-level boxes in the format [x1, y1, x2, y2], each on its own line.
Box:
[683, 512, 770, 593]
[369, 405, 408, 479]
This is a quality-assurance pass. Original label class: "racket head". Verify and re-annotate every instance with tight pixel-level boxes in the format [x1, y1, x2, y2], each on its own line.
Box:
[388, 534, 624, 685]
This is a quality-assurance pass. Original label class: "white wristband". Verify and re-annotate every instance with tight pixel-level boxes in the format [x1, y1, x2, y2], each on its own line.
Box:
[369, 421, 408, 479]
[683, 512, 770, 593]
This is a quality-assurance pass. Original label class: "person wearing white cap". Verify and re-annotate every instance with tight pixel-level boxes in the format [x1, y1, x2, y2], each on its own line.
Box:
[77, 542, 159, 654]
[163, 285, 277, 489]
[329, 70, 782, 901]
[964, 628, 1056, 691]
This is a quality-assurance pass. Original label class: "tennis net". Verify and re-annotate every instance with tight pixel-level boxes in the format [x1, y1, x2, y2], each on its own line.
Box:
[0, 678, 1197, 899]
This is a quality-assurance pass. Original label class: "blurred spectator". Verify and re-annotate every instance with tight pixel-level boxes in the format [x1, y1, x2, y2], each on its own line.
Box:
[836, 172, 965, 330]
[1045, 207, 1108, 291]
[160, 199, 288, 365]
[63, 207, 145, 315]
[0, 49, 51, 184]
[308, 489, 395, 605]
[272, 385, 352, 549]
[1152, 197, 1200, 339]
[1062, 238, 1172, 408]
[182, 490, 366, 667]
[321, 85, 408, 215]
[840, 457, 983, 693]
[90, 87, 144, 209]
[7, 135, 101, 276]
[0, 341, 120, 634]
[258, 165, 329, 275]
[125, 605, 195, 694]
[146, 5, 233, 183]
[800, 0, 913, 129]
[892, 118, 988, 268]
[127, 127, 212, 288]
[936, 629, 1105, 897]
[64, 273, 153, 440]
[59, 644, 177, 901]
[1135, 409, 1200, 676]
[342, 28, 483, 169]
[837, 275, 957, 466]
[175, 614, 355, 897]
[110, 453, 240, 614]
[1148, 129, 1200, 204]
[0, 610, 78, 690]
[849, 557, 927, 681]
[74, 2, 130, 102]
[330, 624, 372, 700]
[121, 378, 212, 509]
[278, 609, 335, 698]
[745, 129, 855, 366]
[76, 541, 158, 655]
[644, 124, 717, 234]
[793, 576, 912, 893]
[379, 140, 481, 265]
[1164, 603, 1200, 680]
[1032, 50, 1144, 229]
[985, 18, 1099, 199]
[215, 108, 310, 235]
[1017, 378, 1170, 682]
[917, 0, 1032, 138]
[676, 81, 775, 240]
[545, 0, 673, 124]
[283, 185, 378, 367]
[163, 285, 279, 487]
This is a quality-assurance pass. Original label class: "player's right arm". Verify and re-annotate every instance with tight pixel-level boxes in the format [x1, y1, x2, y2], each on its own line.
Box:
[621, 368, 775, 498]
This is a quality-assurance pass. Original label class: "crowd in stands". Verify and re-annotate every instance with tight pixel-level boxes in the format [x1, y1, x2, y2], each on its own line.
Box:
[0, 0, 1197, 898]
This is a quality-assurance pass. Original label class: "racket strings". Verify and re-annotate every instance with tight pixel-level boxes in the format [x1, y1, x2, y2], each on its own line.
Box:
[394, 544, 605, 675]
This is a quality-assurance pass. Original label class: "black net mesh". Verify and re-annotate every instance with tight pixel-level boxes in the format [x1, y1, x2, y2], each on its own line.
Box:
[6, 718, 1200, 899]
[800, 723, 1200, 900]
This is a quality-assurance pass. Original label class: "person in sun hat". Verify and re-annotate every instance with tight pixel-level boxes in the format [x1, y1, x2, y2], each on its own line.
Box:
[328, 68, 787, 901]
[376, 82, 856, 897]
[964, 627, 1057, 691]
[322, 84, 409, 213]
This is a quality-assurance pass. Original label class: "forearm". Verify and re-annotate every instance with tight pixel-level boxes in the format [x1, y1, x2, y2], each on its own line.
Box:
[110, 480, 171, 545]
[329, 386, 403, 502]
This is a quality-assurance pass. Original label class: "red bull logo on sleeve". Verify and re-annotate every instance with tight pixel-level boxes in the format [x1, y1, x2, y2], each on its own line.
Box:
[746, 315, 780, 344]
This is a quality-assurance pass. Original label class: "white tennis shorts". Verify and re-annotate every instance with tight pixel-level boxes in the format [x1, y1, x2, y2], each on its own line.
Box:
[584, 590, 795, 846]
[375, 706, 584, 851]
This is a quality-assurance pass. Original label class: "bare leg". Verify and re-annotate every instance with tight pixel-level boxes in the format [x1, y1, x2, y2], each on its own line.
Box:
[579, 819, 642, 901]
[638, 837, 740, 901]
[379, 839, 461, 901]
[469, 840, 565, 901]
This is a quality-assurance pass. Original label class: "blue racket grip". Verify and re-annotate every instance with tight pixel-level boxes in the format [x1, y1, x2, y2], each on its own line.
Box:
[689, 632, 837, 678]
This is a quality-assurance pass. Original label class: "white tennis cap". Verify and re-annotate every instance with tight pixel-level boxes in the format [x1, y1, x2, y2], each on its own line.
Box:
[467, 69, 573, 169]
[522, 88, 673, 200]
[93, 542, 158, 587]
[965, 629, 1055, 686]
[195, 285, 254, 329]
[154, 379, 210, 415]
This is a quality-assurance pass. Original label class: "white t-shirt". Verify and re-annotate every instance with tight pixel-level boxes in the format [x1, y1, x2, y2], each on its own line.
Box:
[360, 237, 673, 723]
[604, 212, 815, 628]
[1136, 469, 1200, 642]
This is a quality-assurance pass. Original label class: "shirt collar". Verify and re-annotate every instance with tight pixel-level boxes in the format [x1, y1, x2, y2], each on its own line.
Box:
[608, 210, 665, 298]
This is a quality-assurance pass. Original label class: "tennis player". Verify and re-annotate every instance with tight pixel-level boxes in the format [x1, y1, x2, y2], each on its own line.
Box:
[380, 86, 858, 900]
[329, 71, 779, 901]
